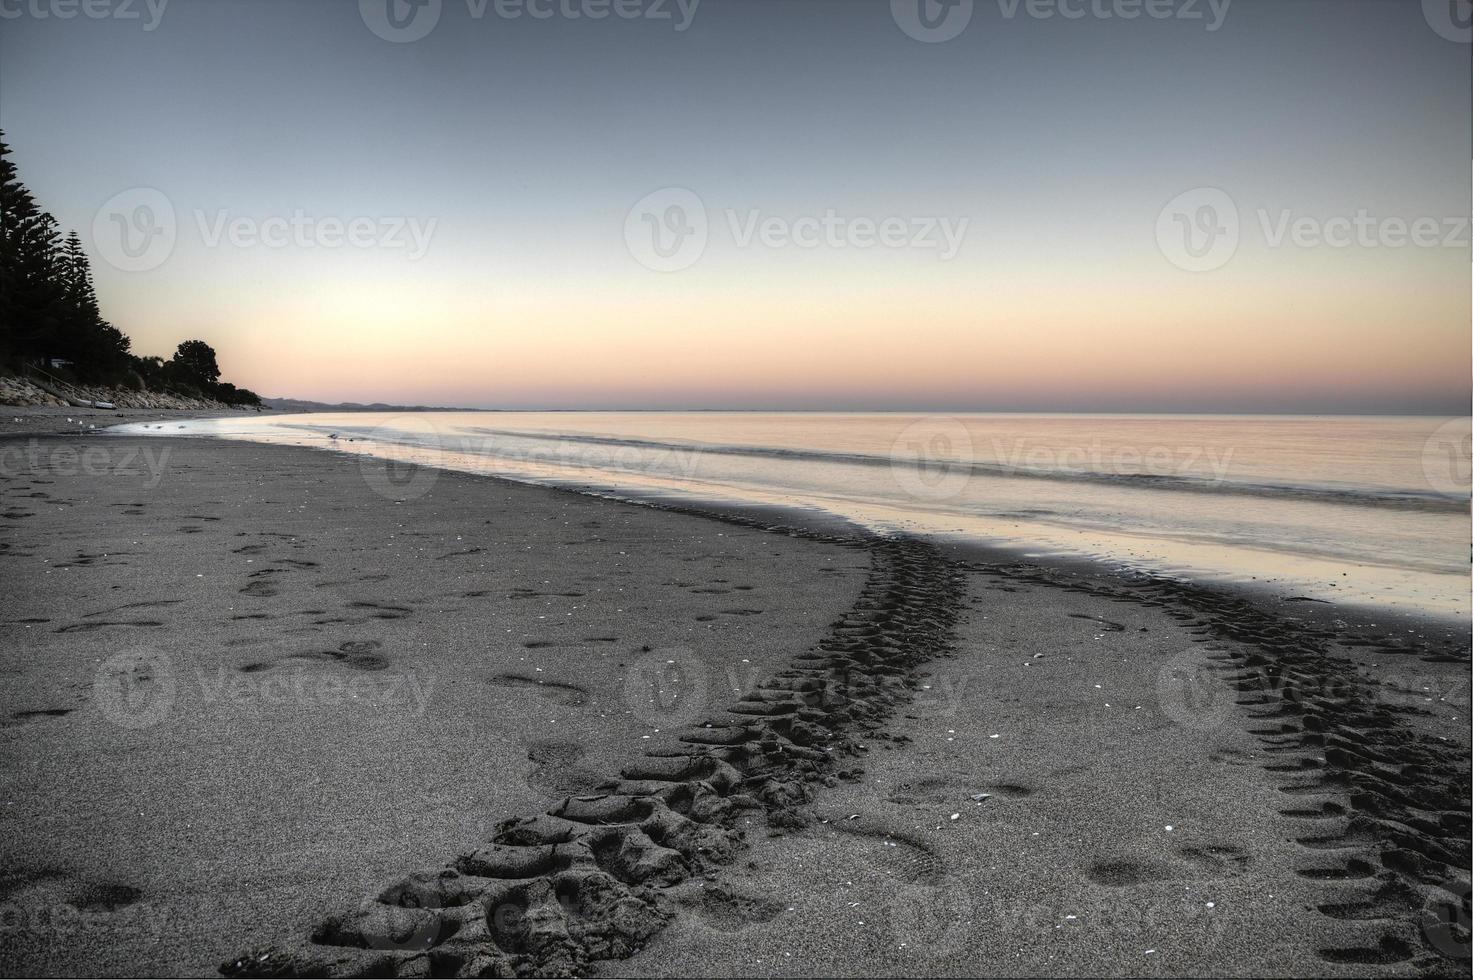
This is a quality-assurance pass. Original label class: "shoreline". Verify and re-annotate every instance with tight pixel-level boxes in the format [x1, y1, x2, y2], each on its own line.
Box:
[0, 405, 286, 440]
[314, 440, 1471, 648]
[99, 409, 1472, 627]
[578, 484, 1473, 649]
[1, 425, 1468, 976]
[22, 404, 1473, 640]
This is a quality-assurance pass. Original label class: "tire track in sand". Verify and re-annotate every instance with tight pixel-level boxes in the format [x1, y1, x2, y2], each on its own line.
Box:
[222, 531, 964, 978]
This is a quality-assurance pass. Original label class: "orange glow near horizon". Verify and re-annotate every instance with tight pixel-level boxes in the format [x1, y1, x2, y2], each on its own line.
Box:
[112, 245, 1469, 412]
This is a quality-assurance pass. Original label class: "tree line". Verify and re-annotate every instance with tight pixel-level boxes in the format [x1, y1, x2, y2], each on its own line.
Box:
[0, 132, 260, 406]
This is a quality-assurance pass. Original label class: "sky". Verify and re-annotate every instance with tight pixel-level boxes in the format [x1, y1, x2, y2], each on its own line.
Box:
[1, 0, 1469, 412]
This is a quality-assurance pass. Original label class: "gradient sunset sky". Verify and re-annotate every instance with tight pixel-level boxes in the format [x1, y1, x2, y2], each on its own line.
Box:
[2, 0, 1469, 412]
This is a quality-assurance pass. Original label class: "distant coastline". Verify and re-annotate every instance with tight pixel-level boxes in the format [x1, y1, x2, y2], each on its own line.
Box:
[260, 397, 489, 413]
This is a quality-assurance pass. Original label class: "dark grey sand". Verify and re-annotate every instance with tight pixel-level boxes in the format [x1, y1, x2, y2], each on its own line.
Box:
[614, 562, 1470, 978]
[0, 426, 1468, 977]
[0, 432, 862, 975]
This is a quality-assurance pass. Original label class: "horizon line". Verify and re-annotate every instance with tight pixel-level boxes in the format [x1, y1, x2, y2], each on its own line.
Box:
[261, 401, 1473, 419]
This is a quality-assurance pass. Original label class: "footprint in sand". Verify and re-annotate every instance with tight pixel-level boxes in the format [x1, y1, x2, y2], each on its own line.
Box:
[678, 881, 783, 932]
[887, 775, 1033, 806]
[0, 867, 67, 900]
[1087, 845, 1250, 888]
[1178, 843, 1251, 873]
[488, 673, 589, 707]
[54, 620, 163, 634]
[240, 570, 282, 597]
[827, 818, 945, 885]
[979, 782, 1034, 799]
[241, 640, 390, 673]
[5, 708, 73, 727]
[1068, 613, 1126, 631]
[1317, 935, 1416, 967]
[68, 882, 142, 912]
[1085, 858, 1174, 886]
[345, 601, 411, 620]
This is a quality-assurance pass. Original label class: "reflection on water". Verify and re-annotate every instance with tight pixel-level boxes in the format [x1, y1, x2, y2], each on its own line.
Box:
[113, 412, 1472, 620]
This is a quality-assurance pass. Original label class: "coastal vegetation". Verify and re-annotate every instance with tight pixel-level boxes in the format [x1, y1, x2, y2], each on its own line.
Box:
[0, 132, 260, 407]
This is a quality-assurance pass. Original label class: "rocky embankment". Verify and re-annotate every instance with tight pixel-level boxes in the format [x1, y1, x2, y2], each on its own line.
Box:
[0, 374, 234, 411]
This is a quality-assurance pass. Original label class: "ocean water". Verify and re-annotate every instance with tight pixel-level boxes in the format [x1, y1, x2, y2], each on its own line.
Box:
[116, 412, 1473, 620]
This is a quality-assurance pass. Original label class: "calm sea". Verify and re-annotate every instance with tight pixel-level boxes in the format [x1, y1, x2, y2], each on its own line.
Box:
[117, 412, 1472, 620]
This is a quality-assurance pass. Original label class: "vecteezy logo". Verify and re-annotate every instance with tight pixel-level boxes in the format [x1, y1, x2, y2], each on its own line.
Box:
[890, 416, 974, 501]
[1156, 187, 1240, 272]
[1423, 0, 1473, 43]
[1156, 649, 1233, 731]
[1422, 418, 1473, 496]
[624, 187, 708, 272]
[354, 417, 443, 502]
[891, 0, 973, 42]
[92, 188, 176, 272]
[1423, 880, 1472, 959]
[94, 648, 176, 729]
[623, 647, 709, 726]
[360, 0, 442, 42]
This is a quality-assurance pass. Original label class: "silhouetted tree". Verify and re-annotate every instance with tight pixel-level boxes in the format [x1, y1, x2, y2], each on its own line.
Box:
[51, 230, 132, 380]
[1, 134, 66, 363]
[2, 132, 253, 400]
[132, 354, 165, 386]
[169, 340, 221, 387]
[59, 232, 99, 322]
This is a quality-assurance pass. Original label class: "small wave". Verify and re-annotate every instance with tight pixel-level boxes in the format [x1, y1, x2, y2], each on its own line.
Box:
[312, 423, 1470, 515]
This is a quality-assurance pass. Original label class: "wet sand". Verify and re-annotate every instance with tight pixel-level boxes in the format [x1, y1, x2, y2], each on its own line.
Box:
[0, 427, 1468, 977]
[0, 405, 277, 439]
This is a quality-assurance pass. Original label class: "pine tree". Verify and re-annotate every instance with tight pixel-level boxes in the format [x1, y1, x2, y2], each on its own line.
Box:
[56, 230, 96, 364]
[0, 131, 31, 354]
[54, 230, 132, 378]
[60, 231, 100, 324]
[0, 133, 66, 362]
[1, 133, 225, 394]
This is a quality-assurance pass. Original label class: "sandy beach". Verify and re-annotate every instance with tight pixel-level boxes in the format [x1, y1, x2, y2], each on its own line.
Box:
[0, 420, 1467, 978]
[0, 426, 861, 975]
[6, 1, 1469, 974]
